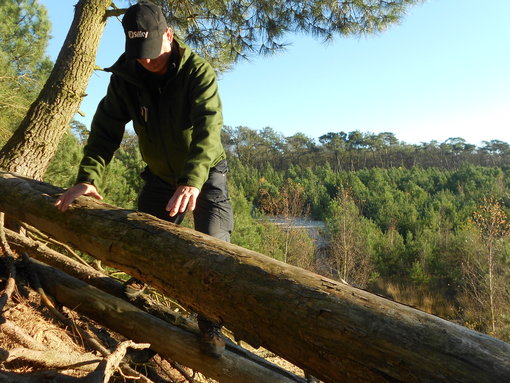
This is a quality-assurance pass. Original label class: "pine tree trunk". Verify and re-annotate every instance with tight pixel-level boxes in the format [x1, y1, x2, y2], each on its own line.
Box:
[1, 171, 510, 383]
[0, 0, 111, 180]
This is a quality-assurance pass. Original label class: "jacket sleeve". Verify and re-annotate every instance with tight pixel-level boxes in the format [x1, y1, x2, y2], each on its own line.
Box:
[180, 60, 225, 189]
[76, 75, 131, 188]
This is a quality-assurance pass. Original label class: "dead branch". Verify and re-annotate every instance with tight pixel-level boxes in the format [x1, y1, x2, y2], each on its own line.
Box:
[2, 347, 100, 371]
[0, 344, 152, 383]
[6, 229, 196, 382]
[21, 222, 91, 268]
[85, 340, 151, 383]
[151, 356, 189, 383]
[0, 212, 17, 312]
[0, 370, 83, 382]
[104, 7, 127, 18]
[0, 320, 48, 351]
[169, 360, 196, 382]
[21, 252, 67, 324]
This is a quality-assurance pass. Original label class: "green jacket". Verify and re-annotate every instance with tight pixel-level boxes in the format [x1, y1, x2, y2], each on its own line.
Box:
[77, 38, 226, 190]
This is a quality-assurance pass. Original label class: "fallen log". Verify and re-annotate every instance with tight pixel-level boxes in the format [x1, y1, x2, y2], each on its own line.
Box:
[6, 228, 304, 381]
[5, 227, 189, 328]
[1, 171, 510, 382]
[29, 259, 306, 383]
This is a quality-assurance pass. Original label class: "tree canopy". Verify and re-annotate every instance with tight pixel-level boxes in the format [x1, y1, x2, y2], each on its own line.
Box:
[151, 0, 424, 71]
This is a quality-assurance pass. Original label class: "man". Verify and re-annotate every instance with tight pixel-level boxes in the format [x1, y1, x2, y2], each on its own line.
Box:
[55, 0, 233, 358]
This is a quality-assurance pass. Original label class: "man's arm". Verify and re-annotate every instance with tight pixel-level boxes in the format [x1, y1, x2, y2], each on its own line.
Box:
[166, 55, 224, 216]
[55, 73, 130, 213]
[76, 74, 131, 186]
[179, 57, 225, 190]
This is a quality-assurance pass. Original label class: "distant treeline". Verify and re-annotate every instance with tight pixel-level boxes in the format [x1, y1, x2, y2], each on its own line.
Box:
[223, 126, 510, 172]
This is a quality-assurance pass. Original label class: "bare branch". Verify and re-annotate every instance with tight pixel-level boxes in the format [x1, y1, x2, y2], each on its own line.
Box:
[0, 212, 17, 312]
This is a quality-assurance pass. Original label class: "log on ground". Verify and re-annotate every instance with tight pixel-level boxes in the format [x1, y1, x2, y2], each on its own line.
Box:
[5, 227, 190, 328]
[1, 172, 510, 382]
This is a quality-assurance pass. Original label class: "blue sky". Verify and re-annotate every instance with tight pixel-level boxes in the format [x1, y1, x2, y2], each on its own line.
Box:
[40, 0, 510, 146]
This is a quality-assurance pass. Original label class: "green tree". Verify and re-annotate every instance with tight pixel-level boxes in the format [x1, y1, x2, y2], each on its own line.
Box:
[481, 140, 510, 166]
[228, 180, 315, 269]
[44, 127, 145, 209]
[44, 126, 84, 188]
[319, 132, 347, 171]
[225, 126, 264, 167]
[463, 196, 510, 336]
[98, 131, 145, 209]
[260, 222, 316, 269]
[0, 0, 52, 145]
[323, 188, 379, 287]
[0, 0, 52, 78]
[283, 133, 317, 168]
[0, 0, 111, 179]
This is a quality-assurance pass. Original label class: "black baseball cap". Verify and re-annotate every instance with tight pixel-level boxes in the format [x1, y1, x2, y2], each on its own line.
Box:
[122, 1, 167, 59]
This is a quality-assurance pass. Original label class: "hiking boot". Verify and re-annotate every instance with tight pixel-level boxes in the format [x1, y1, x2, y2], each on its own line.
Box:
[198, 318, 225, 358]
[124, 277, 147, 300]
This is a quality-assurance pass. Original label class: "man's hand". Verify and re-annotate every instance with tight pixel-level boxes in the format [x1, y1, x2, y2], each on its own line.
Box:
[54, 183, 103, 212]
[166, 185, 200, 217]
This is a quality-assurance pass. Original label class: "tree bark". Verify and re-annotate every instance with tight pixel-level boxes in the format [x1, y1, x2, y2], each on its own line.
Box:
[0, 0, 111, 179]
[1, 172, 510, 383]
[29, 259, 306, 383]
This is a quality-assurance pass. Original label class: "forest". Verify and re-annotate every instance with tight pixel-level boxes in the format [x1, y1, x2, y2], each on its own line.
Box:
[40, 122, 510, 343]
[1, 0, 509, 381]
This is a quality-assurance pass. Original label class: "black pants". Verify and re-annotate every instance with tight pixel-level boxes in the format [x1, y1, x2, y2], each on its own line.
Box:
[137, 160, 234, 329]
[137, 160, 234, 242]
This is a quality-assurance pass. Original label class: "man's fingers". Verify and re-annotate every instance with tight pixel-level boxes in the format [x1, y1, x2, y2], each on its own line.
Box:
[166, 186, 200, 217]
[166, 195, 181, 217]
[187, 194, 197, 212]
[87, 189, 104, 200]
[54, 183, 103, 212]
[55, 193, 73, 211]
[171, 195, 185, 216]
[179, 195, 190, 214]
[58, 192, 79, 212]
